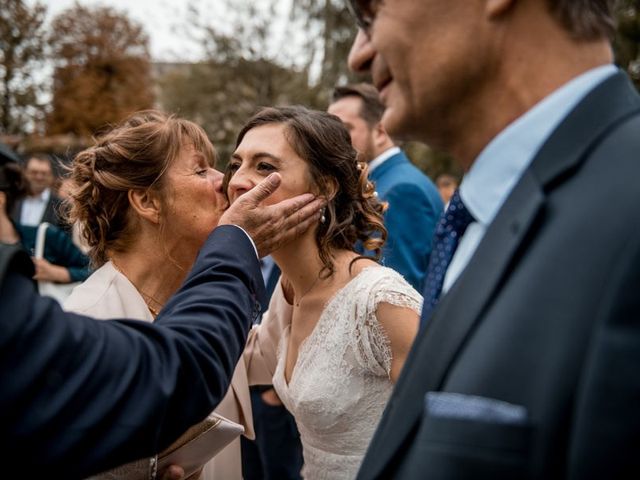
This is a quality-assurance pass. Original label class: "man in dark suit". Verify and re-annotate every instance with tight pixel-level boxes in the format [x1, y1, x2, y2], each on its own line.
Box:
[12, 153, 66, 229]
[328, 83, 443, 291]
[0, 171, 323, 478]
[347, 0, 640, 478]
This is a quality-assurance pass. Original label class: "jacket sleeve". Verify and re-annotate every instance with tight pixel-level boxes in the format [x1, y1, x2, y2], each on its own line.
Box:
[0, 225, 264, 478]
[46, 226, 91, 282]
[382, 183, 443, 291]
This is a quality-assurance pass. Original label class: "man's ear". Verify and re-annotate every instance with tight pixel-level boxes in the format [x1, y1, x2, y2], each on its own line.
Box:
[486, 0, 516, 18]
[128, 189, 162, 224]
[372, 122, 391, 149]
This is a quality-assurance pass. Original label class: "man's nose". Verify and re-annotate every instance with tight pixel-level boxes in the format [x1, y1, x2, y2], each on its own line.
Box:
[348, 28, 374, 73]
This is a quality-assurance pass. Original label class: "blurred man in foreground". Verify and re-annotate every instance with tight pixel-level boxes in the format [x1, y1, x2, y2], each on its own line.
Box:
[347, 0, 640, 478]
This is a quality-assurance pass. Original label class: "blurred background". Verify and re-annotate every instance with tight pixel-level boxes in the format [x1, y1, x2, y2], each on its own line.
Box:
[2, 0, 640, 181]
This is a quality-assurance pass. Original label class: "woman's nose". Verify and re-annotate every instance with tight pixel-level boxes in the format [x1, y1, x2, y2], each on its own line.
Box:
[227, 167, 254, 198]
[211, 168, 224, 193]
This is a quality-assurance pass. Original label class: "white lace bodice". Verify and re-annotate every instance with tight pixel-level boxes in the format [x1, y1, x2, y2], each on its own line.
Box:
[272, 267, 422, 479]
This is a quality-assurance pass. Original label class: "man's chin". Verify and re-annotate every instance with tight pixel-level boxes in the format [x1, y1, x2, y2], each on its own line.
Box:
[381, 108, 411, 139]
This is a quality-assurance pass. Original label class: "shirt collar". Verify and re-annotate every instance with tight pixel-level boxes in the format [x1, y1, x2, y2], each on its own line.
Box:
[460, 64, 617, 225]
[30, 188, 51, 202]
[368, 146, 401, 173]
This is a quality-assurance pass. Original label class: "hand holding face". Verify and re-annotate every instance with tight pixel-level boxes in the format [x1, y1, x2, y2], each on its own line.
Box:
[218, 173, 324, 257]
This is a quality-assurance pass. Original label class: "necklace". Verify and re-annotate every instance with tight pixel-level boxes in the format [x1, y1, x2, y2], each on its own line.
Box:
[294, 274, 321, 307]
[111, 260, 163, 319]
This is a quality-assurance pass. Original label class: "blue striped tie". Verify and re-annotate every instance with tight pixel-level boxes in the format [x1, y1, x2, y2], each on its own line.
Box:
[420, 189, 474, 328]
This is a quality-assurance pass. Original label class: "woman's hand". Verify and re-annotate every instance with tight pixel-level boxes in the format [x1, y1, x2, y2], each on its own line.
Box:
[32, 258, 72, 283]
[261, 388, 284, 407]
[160, 465, 203, 480]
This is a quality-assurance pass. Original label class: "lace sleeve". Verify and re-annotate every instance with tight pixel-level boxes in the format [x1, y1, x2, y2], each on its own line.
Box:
[352, 268, 422, 377]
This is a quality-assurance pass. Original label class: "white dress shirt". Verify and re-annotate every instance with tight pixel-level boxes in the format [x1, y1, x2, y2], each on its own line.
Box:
[20, 188, 51, 226]
[442, 65, 617, 293]
[367, 146, 401, 174]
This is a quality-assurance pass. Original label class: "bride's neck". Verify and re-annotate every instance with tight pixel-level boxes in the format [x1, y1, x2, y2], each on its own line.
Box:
[272, 231, 327, 299]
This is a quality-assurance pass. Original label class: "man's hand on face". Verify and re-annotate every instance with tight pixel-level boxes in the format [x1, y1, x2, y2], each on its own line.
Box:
[218, 173, 325, 257]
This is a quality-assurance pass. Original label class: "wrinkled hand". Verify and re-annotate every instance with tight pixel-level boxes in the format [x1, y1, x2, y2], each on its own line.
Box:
[219, 173, 325, 257]
[32, 257, 71, 283]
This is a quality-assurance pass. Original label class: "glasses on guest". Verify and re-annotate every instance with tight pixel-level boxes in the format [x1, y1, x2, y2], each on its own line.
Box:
[346, 0, 380, 35]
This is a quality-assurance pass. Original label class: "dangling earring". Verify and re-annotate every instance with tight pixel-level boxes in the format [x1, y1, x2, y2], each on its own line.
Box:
[320, 207, 326, 224]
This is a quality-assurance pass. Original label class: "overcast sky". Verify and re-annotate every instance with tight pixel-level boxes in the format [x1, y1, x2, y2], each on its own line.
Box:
[33, 0, 264, 62]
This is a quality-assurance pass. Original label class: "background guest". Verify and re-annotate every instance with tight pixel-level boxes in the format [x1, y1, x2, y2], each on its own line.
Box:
[434, 172, 459, 207]
[328, 83, 443, 290]
[12, 153, 67, 231]
[0, 161, 90, 287]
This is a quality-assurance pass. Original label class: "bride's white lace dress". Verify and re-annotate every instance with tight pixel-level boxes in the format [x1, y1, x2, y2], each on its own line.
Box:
[272, 266, 422, 479]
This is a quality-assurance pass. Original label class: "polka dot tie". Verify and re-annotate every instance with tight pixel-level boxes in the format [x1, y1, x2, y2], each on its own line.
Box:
[420, 189, 474, 328]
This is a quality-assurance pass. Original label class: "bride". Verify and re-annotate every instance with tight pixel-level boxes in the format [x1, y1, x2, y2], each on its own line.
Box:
[229, 106, 422, 479]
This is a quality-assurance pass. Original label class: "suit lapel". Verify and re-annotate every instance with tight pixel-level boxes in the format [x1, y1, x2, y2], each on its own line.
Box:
[361, 170, 545, 478]
[359, 71, 640, 480]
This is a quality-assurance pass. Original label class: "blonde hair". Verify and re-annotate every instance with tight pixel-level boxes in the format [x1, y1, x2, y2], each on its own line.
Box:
[66, 110, 216, 267]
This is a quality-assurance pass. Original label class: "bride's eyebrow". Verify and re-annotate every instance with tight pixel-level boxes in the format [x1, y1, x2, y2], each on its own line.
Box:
[253, 152, 282, 164]
[231, 152, 283, 164]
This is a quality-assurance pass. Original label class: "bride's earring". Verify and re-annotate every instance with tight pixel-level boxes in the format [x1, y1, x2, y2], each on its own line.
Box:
[320, 207, 326, 224]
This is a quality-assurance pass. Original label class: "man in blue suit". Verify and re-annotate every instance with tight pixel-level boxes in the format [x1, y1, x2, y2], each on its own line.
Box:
[328, 83, 443, 290]
[0, 170, 323, 478]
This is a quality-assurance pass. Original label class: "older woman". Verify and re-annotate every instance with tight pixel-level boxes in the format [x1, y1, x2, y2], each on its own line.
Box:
[64, 111, 252, 479]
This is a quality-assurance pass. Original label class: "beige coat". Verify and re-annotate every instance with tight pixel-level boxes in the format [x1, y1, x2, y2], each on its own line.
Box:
[64, 261, 254, 480]
[244, 280, 293, 386]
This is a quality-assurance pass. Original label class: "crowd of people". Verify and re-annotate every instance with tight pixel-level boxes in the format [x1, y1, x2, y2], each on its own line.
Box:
[1, 0, 639, 479]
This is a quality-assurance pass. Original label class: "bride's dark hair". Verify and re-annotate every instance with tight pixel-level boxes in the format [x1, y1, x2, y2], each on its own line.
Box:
[227, 105, 387, 277]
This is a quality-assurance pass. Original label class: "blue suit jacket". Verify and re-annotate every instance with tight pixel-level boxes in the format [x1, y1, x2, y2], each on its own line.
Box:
[368, 151, 443, 290]
[0, 225, 265, 478]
